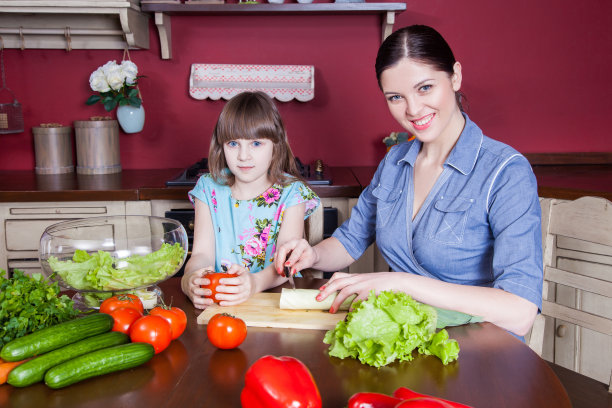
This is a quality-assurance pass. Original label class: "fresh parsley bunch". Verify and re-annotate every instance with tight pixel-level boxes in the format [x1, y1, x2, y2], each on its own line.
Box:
[0, 270, 79, 348]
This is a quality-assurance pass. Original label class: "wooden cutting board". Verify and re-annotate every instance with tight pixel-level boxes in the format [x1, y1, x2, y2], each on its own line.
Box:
[196, 292, 346, 330]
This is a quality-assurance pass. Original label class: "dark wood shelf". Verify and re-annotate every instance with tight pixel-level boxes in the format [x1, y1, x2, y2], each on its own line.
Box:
[140, 1, 406, 58]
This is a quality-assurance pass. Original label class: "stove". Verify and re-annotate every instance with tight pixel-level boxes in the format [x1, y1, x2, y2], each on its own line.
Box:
[165, 157, 332, 186]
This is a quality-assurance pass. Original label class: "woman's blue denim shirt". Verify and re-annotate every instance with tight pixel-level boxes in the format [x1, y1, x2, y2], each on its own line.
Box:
[333, 114, 543, 309]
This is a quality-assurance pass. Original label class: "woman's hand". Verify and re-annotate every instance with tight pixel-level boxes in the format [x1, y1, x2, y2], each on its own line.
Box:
[318, 272, 407, 313]
[181, 267, 216, 310]
[212, 263, 255, 306]
[274, 238, 318, 276]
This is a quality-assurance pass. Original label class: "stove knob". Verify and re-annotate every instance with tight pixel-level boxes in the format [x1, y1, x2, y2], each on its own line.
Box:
[188, 219, 195, 231]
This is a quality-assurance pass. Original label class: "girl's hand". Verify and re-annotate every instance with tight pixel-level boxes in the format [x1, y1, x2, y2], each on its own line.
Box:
[182, 267, 216, 310]
[274, 238, 318, 276]
[214, 263, 255, 306]
[318, 272, 407, 313]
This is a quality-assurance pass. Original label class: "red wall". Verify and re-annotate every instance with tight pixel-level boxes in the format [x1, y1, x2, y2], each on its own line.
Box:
[1, 0, 611, 171]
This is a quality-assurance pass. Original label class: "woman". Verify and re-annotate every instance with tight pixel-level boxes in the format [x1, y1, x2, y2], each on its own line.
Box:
[275, 25, 542, 337]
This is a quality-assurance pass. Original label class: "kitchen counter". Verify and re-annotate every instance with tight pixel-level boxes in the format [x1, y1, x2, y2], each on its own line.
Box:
[1, 164, 612, 202]
[351, 164, 612, 201]
[0, 167, 362, 202]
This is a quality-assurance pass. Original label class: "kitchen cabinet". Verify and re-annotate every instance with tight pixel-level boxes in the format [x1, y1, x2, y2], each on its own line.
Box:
[0, 0, 149, 51]
[530, 198, 612, 385]
[0, 200, 151, 278]
[548, 235, 612, 385]
[140, 2, 406, 59]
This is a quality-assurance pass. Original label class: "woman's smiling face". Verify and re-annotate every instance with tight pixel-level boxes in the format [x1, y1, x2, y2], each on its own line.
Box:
[380, 58, 463, 145]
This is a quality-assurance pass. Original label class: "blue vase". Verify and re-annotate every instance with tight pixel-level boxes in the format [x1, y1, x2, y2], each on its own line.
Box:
[117, 104, 145, 133]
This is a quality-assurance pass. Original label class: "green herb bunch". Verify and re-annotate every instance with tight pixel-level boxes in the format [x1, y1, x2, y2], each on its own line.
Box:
[0, 270, 79, 348]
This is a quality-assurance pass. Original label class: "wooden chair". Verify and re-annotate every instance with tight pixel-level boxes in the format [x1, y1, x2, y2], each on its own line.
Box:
[528, 196, 612, 392]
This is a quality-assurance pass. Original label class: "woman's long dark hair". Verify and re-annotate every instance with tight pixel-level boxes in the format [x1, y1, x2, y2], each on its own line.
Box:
[375, 25, 465, 110]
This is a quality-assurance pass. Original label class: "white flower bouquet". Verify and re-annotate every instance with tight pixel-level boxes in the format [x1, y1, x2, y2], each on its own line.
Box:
[86, 60, 143, 112]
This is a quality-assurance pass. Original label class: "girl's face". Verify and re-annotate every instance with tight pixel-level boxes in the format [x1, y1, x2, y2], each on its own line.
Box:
[223, 138, 274, 189]
[380, 58, 463, 145]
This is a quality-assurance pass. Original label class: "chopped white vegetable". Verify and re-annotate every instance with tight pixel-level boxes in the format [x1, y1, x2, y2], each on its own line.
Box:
[133, 289, 158, 309]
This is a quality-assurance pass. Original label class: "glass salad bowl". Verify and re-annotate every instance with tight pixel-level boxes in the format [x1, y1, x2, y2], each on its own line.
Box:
[39, 215, 188, 311]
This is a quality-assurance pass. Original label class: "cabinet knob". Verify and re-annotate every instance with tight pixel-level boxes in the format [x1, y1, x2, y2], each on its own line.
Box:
[556, 324, 567, 338]
[188, 220, 194, 231]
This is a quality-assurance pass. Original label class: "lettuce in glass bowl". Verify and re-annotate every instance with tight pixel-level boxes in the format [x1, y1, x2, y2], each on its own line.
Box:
[39, 215, 188, 310]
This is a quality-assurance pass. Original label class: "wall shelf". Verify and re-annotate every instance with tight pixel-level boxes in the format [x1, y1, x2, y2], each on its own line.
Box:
[140, 2, 406, 59]
[0, 1, 149, 51]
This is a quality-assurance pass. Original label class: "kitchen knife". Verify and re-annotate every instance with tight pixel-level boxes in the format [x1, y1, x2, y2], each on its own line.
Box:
[284, 265, 296, 290]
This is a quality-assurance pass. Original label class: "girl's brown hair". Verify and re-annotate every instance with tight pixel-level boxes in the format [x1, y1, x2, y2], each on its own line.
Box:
[208, 91, 302, 186]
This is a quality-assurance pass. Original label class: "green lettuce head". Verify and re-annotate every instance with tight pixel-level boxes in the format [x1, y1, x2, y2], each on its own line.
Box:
[323, 290, 460, 367]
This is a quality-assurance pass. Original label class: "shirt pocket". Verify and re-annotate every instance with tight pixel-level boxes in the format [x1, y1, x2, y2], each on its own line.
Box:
[372, 184, 402, 229]
[429, 196, 474, 245]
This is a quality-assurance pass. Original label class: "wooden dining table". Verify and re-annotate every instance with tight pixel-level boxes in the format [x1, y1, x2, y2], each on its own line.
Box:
[0, 277, 572, 408]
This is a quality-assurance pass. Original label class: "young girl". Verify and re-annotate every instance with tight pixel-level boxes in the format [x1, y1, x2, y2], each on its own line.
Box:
[181, 91, 320, 309]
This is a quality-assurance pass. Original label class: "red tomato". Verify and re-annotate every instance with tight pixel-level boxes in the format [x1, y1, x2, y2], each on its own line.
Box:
[99, 294, 144, 315]
[109, 306, 143, 334]
[149, 306, 187, 339]
[129, 315, 172, 354]
[207, 313, 247, 349]
[201, 273, 233, 303]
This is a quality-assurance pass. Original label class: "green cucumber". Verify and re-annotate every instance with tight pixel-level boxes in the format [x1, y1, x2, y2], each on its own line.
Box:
[44, 342, 155, 389]
[0, 313, 114, 362]
[8, 331, 129, 387]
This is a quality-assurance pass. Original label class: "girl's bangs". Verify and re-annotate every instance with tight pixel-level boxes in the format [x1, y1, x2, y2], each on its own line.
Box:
[216, 105, 279, 144]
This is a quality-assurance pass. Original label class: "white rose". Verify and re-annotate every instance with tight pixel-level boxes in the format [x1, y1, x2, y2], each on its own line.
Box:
[104, 63, 126, 91]
[120, 60, 139, 86]
[100, 60, 118, 75]
[89, 68, 110, 93]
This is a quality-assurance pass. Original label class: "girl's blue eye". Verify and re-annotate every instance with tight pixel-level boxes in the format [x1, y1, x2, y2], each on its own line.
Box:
[227, 141, 238, 147]
[252, 140, 262, 147]
[387, 94, 402, 102]
[419, 84, 432, 92]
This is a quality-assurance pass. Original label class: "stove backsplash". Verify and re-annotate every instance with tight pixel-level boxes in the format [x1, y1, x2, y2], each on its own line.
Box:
[166, 157, 331, 186]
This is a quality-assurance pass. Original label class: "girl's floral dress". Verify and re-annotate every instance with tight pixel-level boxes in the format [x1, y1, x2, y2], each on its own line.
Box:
[189, 173, 320, 273]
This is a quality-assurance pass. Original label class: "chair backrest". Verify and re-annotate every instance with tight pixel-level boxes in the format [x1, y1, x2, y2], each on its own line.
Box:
[528, 196, 612, 391]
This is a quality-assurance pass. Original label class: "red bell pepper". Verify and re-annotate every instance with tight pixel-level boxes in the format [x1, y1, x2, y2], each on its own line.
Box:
[240, 355, 322, 408]
[393, 387, 473, 408]
[347, 392, 404, 408]
[395, 397, 457, 407]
